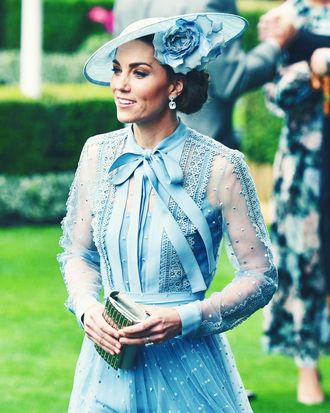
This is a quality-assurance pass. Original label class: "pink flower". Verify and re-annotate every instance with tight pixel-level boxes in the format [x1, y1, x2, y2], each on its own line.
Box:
[88, 7, 114, 33]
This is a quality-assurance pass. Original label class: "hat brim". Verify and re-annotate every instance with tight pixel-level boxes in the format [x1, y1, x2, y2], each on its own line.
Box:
[84, 12, 248, 86]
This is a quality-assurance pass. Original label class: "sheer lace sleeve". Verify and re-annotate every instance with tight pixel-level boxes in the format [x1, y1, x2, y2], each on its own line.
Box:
[176, 151, 278, 337]
[58, 138, 101, 327]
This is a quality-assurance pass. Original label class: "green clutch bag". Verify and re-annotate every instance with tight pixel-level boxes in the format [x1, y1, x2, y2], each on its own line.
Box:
[95, 290, 148, 370]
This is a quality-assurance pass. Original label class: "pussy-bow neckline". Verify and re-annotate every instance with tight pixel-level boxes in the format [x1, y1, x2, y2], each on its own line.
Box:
[108, 122, 214, 293]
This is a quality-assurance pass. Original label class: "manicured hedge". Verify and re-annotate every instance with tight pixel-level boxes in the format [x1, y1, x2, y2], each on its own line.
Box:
[0, 172, 73, 225]
[0, 33, 112, 86]
[0, 85, 121, 174]
[0, 0, 114, 52]
[0, 1, 4, 50]
[0, 50, 88, 85]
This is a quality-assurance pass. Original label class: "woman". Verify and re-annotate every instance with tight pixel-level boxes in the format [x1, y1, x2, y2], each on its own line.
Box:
[59, 13, 277, 412]
[260, 0, 330, 406]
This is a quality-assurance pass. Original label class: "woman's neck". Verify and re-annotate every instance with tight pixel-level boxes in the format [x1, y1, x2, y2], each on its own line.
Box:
[133, 112, 179, 149]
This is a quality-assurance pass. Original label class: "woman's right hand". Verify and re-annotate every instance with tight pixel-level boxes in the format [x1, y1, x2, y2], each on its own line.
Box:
[83, 302, 122, 355]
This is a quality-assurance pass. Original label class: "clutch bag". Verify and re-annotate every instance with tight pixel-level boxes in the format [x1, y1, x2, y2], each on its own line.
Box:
[95, 290, 148, 370]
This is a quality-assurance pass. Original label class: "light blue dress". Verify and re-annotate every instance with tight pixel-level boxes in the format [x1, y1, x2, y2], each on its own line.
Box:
[59, 122, 277, 412]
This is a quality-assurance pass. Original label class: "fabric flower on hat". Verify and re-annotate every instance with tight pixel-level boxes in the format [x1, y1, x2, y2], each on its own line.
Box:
[153, 15, 224, 74]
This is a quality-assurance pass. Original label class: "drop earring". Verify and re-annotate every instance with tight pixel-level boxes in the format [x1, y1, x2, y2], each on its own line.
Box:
[169, 96, 176, 110]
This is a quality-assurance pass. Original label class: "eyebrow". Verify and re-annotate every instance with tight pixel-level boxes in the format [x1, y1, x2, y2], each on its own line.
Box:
[113, 59, 152, 68]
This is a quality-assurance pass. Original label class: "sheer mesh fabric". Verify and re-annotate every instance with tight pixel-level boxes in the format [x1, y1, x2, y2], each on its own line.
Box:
[200, 152, 277, 335]
[58, 139, 102, 322]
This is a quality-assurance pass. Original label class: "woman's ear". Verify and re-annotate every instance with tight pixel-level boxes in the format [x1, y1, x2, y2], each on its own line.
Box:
[169, 77, 185, 99]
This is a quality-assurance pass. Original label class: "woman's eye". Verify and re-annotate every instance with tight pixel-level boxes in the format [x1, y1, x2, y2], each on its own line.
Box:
[112, 66, 121, 74]
[134, 70, 148, 78]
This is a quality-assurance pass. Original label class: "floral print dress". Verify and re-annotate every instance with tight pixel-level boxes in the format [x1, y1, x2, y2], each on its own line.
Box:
[263, 0, 330, 364]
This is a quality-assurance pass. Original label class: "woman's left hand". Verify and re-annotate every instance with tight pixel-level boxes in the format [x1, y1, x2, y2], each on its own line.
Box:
[258, 2, 297, 48]
[118, 306, 182, 346]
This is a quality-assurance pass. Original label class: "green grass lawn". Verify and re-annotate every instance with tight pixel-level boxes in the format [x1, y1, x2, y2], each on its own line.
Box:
[0, 226, 329, 412]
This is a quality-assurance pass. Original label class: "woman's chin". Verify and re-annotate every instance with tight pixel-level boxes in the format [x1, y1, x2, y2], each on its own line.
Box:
[117, 112, 148, 125]
[116, 113, 136, 124]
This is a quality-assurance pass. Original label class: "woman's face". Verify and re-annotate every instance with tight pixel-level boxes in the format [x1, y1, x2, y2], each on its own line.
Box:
[111, 40, 175, 126]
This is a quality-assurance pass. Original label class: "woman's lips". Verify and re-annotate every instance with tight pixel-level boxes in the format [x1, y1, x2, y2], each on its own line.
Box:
[116, 97, 135, 108]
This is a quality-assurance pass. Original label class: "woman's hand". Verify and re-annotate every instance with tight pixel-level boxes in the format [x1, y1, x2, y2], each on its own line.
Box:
[118, 306, 182, 346]
[258, 2, 297, 48]
[83, 302, 122, 355]
[310, 48, 330, 76]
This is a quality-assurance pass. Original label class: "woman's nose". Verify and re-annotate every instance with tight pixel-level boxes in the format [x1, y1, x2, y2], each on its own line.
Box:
[113, 73, 130, 91]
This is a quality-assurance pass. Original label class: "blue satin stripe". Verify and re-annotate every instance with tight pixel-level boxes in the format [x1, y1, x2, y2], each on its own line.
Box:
[152, 160, 215, 273]
[143, 160, 207, 292]
[105, 182, 128, 291]
[126, 168, 143, 293]
[138, 176, 151, 263]
[145, 199, 163, 292]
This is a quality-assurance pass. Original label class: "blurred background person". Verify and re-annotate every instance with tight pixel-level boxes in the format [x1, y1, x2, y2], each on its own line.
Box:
[260, 0, 330, 405]
[113, 0, 296, 149]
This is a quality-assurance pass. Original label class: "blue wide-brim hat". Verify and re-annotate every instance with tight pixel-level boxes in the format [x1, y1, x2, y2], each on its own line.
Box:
[84, 12, 248, 86]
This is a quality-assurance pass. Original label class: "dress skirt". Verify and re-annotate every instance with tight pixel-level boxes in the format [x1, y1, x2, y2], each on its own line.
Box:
[68, 332, 252, 413]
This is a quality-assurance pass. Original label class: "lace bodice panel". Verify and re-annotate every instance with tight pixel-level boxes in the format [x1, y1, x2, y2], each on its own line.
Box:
[58, 126, 277, 335]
